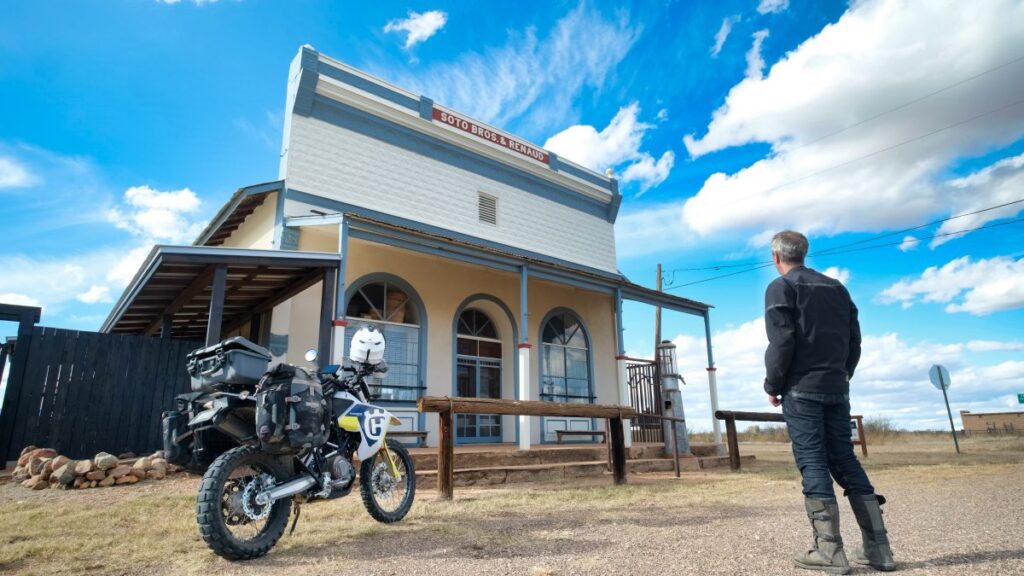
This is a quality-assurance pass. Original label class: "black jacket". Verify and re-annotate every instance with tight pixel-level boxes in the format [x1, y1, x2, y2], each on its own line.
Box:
[763, 266, 861, 396]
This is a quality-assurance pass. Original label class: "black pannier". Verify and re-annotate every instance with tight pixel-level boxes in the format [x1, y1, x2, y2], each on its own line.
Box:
[254, 364, 328, 454]
[186, 337, 271, 393]
[161, 409, 189, 465]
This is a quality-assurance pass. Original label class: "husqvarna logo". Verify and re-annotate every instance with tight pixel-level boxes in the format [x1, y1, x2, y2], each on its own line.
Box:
[364, 408, 387, 440]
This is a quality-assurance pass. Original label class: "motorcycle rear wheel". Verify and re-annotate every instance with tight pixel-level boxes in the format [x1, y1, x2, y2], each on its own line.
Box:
[360, 438, 416, 523]
[196, 445, 292, 561]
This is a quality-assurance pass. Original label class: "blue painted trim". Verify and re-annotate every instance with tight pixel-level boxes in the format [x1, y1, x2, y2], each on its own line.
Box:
[418, 96, 434, 120]
[451, 295, 519, 446]
[519, 266, 529, 344]
[536, 307, 597, 444]
[316, 59, 420, 112]
[608, 181, 622, 223]
[335, 217, 349, 318]
[344, 272, 428, 431]
[614, 287, 625, 356]
[306, 94, 613, 219]
[285, 189, 623, 282]
[530, 268, 616, 295]
[273, 187, 287, 249]
[703, 310, 716, 369]
[293, 68, 318, 117]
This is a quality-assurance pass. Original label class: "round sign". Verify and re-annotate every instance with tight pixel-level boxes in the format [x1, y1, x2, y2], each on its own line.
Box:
[929, 364, 951, 390]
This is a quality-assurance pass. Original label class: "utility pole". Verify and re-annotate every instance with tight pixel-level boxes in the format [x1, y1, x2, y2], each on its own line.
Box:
[654, 263, 662, 351]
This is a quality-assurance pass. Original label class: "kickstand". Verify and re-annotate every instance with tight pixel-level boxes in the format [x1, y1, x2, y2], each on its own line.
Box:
[288, 501, 301, 536]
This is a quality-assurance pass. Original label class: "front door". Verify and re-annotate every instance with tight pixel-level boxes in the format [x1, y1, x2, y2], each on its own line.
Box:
[455, 309, 502, 443]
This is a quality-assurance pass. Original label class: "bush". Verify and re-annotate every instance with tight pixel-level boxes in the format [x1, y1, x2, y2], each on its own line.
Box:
[862, 416, 901, 445]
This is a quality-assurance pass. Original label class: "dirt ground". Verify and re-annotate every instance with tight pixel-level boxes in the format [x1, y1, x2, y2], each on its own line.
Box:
[1, 436, 1021, 576]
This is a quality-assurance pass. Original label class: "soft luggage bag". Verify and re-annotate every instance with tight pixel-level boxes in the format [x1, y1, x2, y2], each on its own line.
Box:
[254, 364, 328, 454]
[186, 336, 271, 393]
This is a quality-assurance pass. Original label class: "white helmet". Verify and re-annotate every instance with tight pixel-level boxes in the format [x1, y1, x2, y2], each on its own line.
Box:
[349, 325, 386, 365]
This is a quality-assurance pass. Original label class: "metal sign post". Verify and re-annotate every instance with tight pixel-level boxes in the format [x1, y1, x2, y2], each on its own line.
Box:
[929, 364, 960, 454]
[1018, 393, 1024, 405]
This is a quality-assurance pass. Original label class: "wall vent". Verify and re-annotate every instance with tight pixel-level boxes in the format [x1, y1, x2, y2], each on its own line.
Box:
[478, 192, 498, 225]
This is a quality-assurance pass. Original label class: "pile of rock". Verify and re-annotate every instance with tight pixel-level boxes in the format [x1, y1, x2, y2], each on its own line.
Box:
[11, 447, 176, 490]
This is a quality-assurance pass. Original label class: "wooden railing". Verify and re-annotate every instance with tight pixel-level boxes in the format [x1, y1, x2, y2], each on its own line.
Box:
[715, 410, 867, 472]
[418, 396, 637, 500]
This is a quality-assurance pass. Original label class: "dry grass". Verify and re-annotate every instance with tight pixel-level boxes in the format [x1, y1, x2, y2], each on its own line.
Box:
[0, 436, 1021, 576]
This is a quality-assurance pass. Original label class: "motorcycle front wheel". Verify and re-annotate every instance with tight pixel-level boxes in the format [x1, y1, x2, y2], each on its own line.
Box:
[196, 446, 292, 561]
[360, 438, 416, 523]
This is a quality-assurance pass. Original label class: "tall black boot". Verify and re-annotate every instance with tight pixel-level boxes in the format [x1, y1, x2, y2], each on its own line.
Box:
[794, 497, 851, 574]
[848, 494, 896, 571]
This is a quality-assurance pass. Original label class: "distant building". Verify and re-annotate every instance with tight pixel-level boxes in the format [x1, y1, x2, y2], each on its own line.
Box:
[959, 410, 1023, 435]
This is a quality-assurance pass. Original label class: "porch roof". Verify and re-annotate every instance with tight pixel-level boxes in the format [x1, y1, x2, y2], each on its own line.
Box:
[288, 213, 712, 317]
[100, 245, 340, 340]
[192, 180, 283, 247]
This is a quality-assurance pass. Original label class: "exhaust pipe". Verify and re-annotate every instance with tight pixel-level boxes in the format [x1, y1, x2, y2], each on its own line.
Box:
[255, 475, 317, 506]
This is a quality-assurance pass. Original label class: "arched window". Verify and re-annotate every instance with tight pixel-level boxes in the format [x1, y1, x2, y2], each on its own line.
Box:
[540, 310, 592, 404]
[455, 308, 502, 441]
[345, 277, 423, 403]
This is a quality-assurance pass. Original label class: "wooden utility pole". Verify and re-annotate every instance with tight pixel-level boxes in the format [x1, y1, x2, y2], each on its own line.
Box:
[654, 263, 663, 347]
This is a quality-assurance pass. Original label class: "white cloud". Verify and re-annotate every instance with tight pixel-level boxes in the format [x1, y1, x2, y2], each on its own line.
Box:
[77, 285, 112, 305]
[0, 156, 36, 189]
[544, 103, 675, 194]
[711, 15, 741, 57]
[106, 185, 205, 244]
[384, 5, 638, 134]
[898, 235, 919, 252]
[678, 0, 1024, 242]
[822, 266, 851, 284]
[757, 0, 790, 15]
[385, 10, 448, 50]
[621, 151, 675, 194]
[0, 293, 43, 309]
[932, 152, 1024, 247]
[966, 340, 1024, 352]
[745, 29, 770, 79]
[879, 255, 1024, 315]
[669, 316, 1024, 431]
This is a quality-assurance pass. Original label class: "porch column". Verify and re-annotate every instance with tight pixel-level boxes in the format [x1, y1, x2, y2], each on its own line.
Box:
[331, 216, 350, 364]
[318, 268, 336, 363]
[518, 265, 531, 450]
[614, 288, 632, 448]
[704, 310, 722, 445]
[206, 265, 228, 346]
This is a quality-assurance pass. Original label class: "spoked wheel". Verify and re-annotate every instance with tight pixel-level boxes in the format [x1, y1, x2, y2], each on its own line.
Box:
[196, 446, 292, 560]
[360, 439, 416, 523]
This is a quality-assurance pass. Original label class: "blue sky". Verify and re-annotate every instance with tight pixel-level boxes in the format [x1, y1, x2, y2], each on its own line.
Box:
[1, 0, 1022, 430]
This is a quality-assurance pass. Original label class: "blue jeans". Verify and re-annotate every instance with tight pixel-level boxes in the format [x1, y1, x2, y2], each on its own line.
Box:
[783, 391, 874, 499]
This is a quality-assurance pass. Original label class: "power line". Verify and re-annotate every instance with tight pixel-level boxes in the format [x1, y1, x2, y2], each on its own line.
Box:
[787, 54, 1024, 153]
[663, 197, 1024, 280]
[662, 217, 1024, 290]
[710, 97, 1024, 211]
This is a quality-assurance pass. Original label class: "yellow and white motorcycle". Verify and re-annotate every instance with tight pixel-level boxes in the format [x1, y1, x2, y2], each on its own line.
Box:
[192, 326, 416, 560]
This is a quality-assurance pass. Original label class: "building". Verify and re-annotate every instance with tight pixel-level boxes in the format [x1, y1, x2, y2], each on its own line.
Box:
[101, 46, 718, 449]
[959, 410, 1023, 435]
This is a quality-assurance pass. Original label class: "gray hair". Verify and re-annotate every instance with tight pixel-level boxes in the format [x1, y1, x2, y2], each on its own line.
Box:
[771, 230, 808, 264]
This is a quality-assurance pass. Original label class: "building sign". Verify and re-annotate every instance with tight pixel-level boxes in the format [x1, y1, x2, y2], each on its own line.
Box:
[432, 108, 550, 165]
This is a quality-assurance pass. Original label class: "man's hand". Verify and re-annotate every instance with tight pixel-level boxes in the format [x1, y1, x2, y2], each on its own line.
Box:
[768, 394, 782, 407]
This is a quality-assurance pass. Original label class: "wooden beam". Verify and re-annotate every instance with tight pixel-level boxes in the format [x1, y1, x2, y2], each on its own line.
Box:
[725, 418, 740, 472]
[610, 415, 627, 485]
[221, 268, 326, 334]
[418, 396, 637, 420]
[715, 410, 785, 424]
[143, 266, 215, 336]
[206, 265, 228, 346]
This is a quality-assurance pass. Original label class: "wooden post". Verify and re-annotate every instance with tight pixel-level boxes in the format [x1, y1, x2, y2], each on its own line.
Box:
[438, 408, 455, 500]
[610, 416, 627, 485]
[725, 417, 741, 472]
[855, 415, 868, 457]
[160, 314, 173, 339]
[205, 265, 228, 346]
[317, 268, 335, 363]
[671, 419, 680, 478]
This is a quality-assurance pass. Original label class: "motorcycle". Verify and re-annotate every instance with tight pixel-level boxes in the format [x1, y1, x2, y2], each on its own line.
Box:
[163, 326, 416, 560]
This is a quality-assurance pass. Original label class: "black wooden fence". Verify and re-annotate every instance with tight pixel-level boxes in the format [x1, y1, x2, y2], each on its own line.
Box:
[0, 326, 200, 462]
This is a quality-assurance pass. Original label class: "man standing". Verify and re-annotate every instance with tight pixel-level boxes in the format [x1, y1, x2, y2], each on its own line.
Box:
[764, 231, 895, 574]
